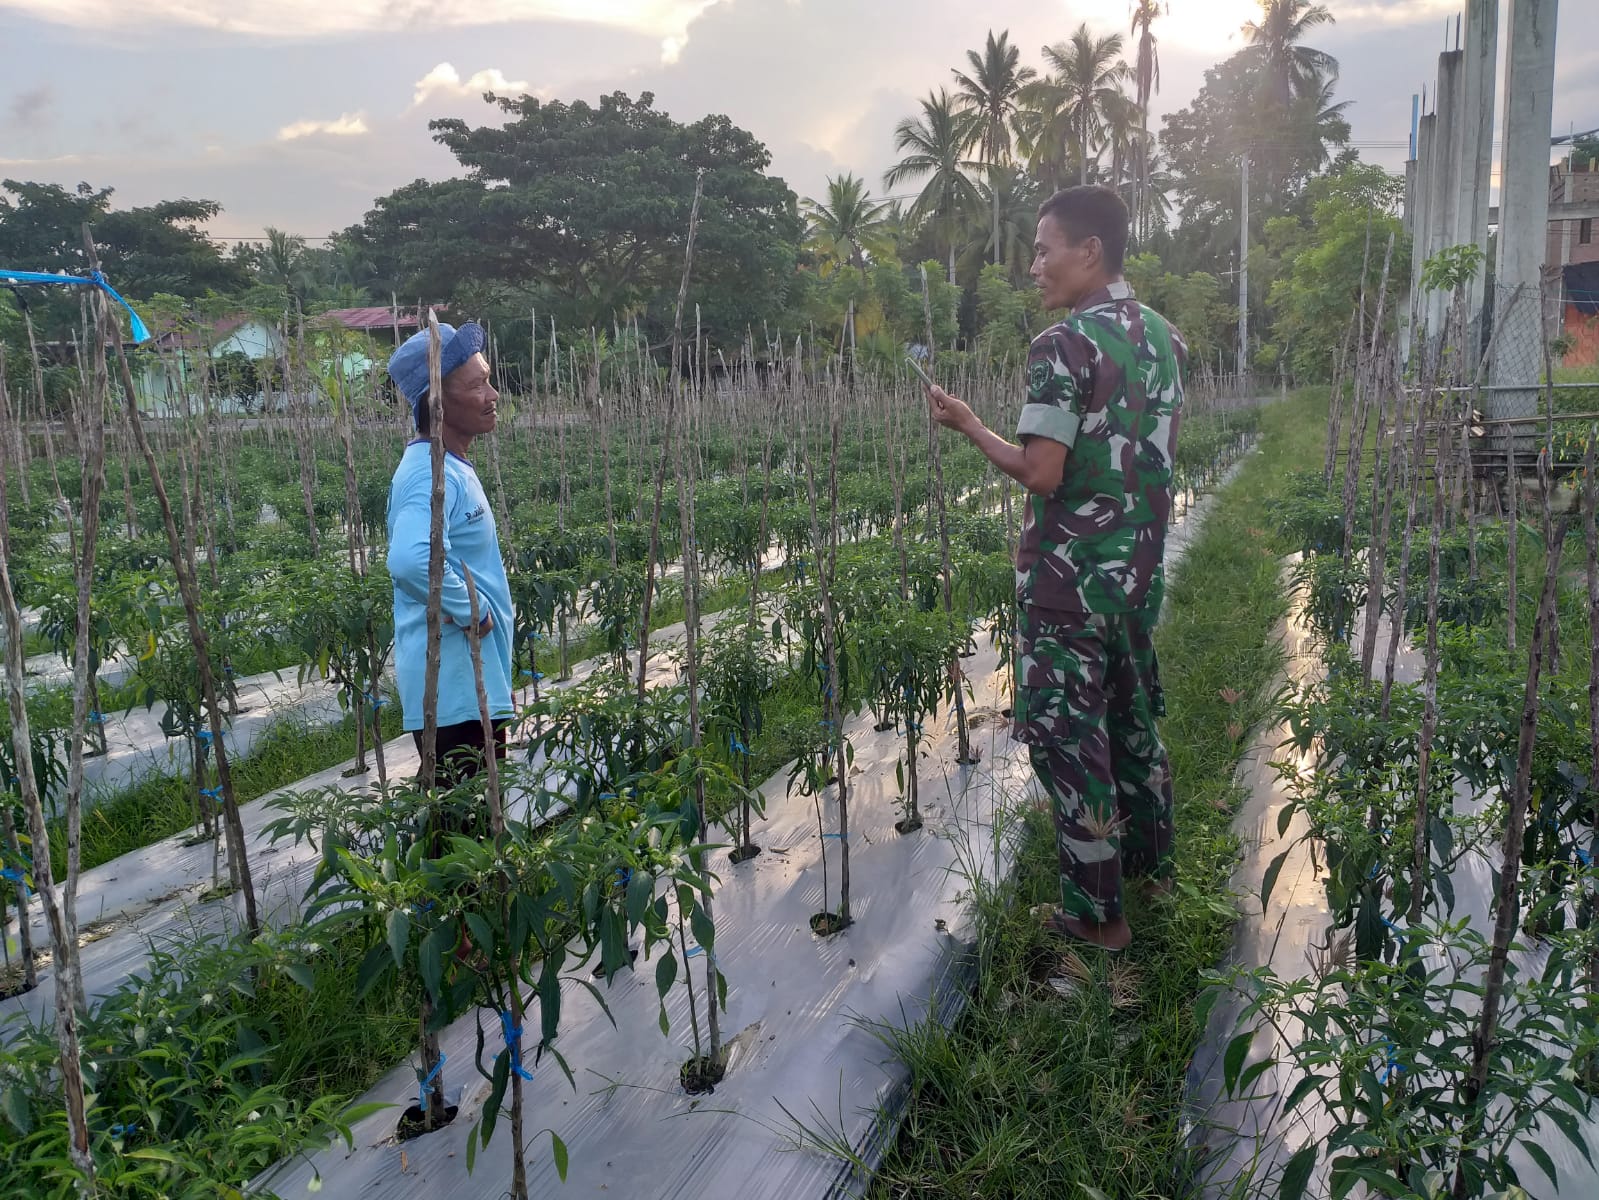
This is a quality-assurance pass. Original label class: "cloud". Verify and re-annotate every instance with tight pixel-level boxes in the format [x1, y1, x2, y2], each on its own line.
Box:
[412, 63, 533, 109]
[6, 84, 53, 127]
[277, 112, 369, 140]
[0, 0, 722, 40]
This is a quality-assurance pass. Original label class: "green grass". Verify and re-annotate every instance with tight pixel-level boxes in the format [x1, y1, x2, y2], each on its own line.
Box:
[863, 392, 1326, 1200]
[50, 705, 406, 878]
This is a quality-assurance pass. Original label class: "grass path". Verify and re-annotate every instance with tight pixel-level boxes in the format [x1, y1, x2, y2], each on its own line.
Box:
[867, 391, 1326, 1200]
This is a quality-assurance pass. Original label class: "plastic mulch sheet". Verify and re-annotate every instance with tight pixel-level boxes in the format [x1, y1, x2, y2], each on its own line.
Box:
[251, 642, 1032, 1199]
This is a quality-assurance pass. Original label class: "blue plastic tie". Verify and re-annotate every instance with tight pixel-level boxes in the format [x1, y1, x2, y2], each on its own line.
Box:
[88, 710, 104, 725]
[109, 1123, 139, 1138]
[821, 832, 848, 841]
[418, 1053, 447, 1107]
[499, 1012, 534, 1081]
[1381, 916, 1406, 944]
[730, 736, 748, 756]
[1379, 1041, 1405, 1084]
[199, 786, 222, 805]
[686, 945, 704, 958]
[1577, 847, 1594, 867]
[599, 792, 617, 801]
[616, 867, 633, 887]
[521, 670, 545, 682]
[411, 899, 435, 914]
[0, 866, 25, 885]
[197, 730, 214, 744]
[527, 630, 542, 643]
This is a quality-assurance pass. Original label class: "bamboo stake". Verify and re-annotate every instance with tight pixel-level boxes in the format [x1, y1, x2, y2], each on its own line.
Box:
[101, 245, 259, 935]
[1451, 452, 1569, 1200]
[635, 171, 705, 703]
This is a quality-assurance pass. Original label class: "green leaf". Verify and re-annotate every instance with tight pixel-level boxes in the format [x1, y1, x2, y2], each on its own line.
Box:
[690, 905, 715, 954]
[465, 913, 495, 963]
[127, 1147, 182, 1165]
[1260, 848, 1290, 913]
[465, 1121, 479, 1173]
[1223, 1030, 1254, 1097]
[1280, 1144, 1317, 1200]
[1079, 1187, 1113, 1200]
[655, 949, 678, 999]
[625, 869, 653, 927]
[1522, 1139, 1559, 1191]
[658, 1003, 670, 1037]
[420, 922, 454, 1002]
[386, 907, 410, 968]
[282, 961, 315, 991]
[1281, 1072, 1324, 1116]
[2, 1086, 31, 1135]
[550, 1131, 569, 1181]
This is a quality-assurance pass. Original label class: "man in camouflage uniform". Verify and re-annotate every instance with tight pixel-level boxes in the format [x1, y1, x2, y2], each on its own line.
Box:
[927, 185, 1185, 952]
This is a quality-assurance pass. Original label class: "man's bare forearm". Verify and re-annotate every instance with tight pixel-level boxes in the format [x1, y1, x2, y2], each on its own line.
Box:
[956, 416, 1063, 497]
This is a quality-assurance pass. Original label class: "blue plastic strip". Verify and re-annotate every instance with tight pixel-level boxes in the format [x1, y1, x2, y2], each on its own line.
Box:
[499, 1012, 534, 1081]
[0, 267, 151, 342]
[418, 1052, 447, 1107]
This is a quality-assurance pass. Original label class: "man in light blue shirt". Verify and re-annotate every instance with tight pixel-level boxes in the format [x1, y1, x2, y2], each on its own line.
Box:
[385, 321, 514, 795]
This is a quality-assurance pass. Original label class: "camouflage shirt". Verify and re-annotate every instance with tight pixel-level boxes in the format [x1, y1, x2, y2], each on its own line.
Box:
[1015, 281, 1186, 616]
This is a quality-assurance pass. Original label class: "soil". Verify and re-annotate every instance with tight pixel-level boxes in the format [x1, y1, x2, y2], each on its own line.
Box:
[728, 843, 762, 865]
[894, 816, 924, 835]
[809, 911, 850, 937]
[679, 1054, 726, 1095]
[591, 945, 639, 978]
[395, 1102, 460, 1141]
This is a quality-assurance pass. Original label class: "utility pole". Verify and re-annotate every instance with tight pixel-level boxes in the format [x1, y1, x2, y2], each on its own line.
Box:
[1238, 150, 1250, 384]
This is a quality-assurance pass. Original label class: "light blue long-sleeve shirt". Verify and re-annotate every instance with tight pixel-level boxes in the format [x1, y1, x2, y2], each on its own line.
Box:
[386, 441, 514, 732]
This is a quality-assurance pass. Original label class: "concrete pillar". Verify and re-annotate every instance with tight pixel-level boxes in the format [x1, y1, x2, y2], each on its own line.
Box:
[1455, 0, 1499, 351]
[1488, 0, 1559, 420]
[1425, 50, 1464, 342]
[1410, 112, 1437, 333]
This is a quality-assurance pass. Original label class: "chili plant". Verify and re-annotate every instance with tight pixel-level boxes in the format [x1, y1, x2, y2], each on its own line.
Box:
[700, 621, 777, 861]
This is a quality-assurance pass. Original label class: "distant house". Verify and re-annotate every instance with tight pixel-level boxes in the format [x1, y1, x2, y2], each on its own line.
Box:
[128, 305, 439, 415]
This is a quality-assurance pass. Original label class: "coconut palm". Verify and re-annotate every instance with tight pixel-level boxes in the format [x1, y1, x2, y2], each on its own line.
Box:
[957, 165, 1043, 283]
[803, 174, 891, 273]
[884, 90, 984, 284]
[952, 30, 1035, 266]
[255, 227, 315, 309]
[1241, 0, 1337, 111]
[1286, 75, 1353, 173]
[1129, 1, 1165, 242]
[1019, 24, 1132, 190]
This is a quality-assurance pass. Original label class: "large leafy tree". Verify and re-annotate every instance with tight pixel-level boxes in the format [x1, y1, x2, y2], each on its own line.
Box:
[884, 90, 983, 285]
[1265, 162, 1407, 379]
[0, 179, 248, 362]
[1018, 24, 1131, 190]
[803, 174, 890, 272]
[1160, 51, 1349, 271]
[349, 91, 802, 342]
[0, 180, 247, 300]
[952, 30, 1035, 266]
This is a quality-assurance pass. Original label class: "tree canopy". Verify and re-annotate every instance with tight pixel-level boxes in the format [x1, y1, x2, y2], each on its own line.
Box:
[348, 91, 803, 344]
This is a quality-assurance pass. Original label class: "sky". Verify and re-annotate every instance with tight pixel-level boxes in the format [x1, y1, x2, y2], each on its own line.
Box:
[0, 0, 1594, 244]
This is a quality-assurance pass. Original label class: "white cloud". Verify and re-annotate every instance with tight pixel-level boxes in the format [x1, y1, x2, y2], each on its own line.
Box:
[277, 112, 368, 141]
[412, 63, 533, 109]
[1, 0, 722, 40]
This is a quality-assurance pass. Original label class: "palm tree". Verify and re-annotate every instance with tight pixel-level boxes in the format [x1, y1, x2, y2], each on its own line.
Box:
[1129, 1, 1165, 242]
[1286, 75, 1352, 174]
[256, 227, 314, 309]
[957, 165, 1042, 283]
[1019, 24, 1132, 189]
[1241, 0, 1337, 111]
[884, 90, 984, 284]
[803, 174, 891, 273]
[952, 30, 1035, 266]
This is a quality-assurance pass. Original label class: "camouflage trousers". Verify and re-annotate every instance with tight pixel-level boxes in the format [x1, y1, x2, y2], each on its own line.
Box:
[1013, 606, 1173, 924]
